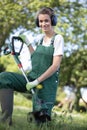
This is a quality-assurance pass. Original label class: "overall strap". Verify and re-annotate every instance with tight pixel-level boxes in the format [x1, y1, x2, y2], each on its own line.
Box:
[39, 33, 57, 45]
[50, 33, 57, 45]
[39, 38, 43, 45]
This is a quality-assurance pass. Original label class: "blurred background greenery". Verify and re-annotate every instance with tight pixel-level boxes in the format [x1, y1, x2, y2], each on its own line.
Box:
[0, 0, 87, 113]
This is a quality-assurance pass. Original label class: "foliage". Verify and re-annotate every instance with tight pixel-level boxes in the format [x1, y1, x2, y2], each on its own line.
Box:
[59, 48, 87, 111]
[0, 0, 87, 47]
[0, 0, 32, 46]
[0, 55, 19, 72]
[0, 63, 5, 72]
[60, 48, 87, 88]
[0, 0, 87, 111]
[0, 0, 86, 83]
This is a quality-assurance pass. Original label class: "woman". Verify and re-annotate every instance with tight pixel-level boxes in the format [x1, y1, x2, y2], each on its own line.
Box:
[0, 7, 64, 125]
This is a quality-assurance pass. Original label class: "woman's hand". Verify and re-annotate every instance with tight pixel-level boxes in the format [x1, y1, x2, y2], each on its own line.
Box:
[18, 34, 31, 47]
[26, 79, 39, 91]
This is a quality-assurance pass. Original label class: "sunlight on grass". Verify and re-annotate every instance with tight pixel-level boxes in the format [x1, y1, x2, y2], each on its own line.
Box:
[0, 93, 87, 130]
[0, 107, 87, 130]
[14, 92, 32, 108]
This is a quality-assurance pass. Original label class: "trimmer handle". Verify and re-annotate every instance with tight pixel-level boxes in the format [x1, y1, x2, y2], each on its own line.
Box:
[12, 36, 23, 42]
[11, 36, 24, 55]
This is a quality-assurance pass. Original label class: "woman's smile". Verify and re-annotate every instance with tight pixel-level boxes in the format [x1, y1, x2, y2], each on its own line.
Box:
[38, 14, 52, 32]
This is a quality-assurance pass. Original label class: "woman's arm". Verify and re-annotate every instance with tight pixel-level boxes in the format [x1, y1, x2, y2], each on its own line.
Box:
[18, 34, 35, 54]
[37, 35, 64, 82]
[27, 45, 35, 54]
[37, 55, 63, 83]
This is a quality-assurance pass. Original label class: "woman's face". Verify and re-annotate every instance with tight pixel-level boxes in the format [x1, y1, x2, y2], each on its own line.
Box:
[38, 14, 52, 33]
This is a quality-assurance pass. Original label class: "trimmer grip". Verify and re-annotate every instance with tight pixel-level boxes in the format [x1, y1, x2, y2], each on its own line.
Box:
[12, 36, 23, 42]
[11, 36, 24, 55]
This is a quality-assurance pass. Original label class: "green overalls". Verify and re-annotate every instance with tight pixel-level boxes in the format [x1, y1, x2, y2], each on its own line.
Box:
[28, 36, 59, 116]
[0, 35, 59, 119]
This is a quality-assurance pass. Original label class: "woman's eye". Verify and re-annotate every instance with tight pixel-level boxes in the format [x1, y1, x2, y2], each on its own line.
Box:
[45, 19, 49, 22]
[39, 19, 49, 23]
[40, 20, 43, 23]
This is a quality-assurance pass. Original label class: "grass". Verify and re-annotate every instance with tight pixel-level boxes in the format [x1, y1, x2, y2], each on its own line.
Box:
[0, 106, 87, 130]
[0, 93, 87, 130]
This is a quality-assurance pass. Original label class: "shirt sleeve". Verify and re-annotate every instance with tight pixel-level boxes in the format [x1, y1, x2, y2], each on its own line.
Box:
[53, 34, 64, 56]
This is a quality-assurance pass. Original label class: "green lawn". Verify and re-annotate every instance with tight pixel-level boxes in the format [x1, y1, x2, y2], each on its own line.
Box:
[0, 93, 87, 130]
[0, 106, 87, 130]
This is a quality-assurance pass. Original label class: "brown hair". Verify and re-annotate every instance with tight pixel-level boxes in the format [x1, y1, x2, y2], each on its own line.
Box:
[35, 7, 57, 27]
[37, 7, 54, 18]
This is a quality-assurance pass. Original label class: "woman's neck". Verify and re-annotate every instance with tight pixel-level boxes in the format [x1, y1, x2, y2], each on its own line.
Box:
[43, 30, 55, 43]
[45, 31, 55, 38]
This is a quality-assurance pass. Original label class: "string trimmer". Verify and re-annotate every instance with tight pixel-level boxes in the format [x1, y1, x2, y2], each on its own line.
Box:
[4, 36, 50, 123]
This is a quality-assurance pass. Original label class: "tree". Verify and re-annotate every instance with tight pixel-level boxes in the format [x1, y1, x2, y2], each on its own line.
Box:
[0, 0, 86, 47]
[59, 48, 87, 111]
[0, 55, 19, 72]
[0, 0, 87, 110]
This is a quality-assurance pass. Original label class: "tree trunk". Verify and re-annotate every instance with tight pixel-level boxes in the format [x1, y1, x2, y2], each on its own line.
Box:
[74, 87, 81, 111]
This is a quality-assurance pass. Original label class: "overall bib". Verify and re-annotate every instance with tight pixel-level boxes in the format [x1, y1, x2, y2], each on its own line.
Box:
[28, 36, 59, 116]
